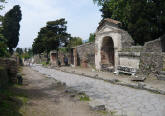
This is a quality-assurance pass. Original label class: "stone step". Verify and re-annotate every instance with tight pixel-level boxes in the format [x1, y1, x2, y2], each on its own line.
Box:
[160, 71, 165, 75]
[157, 75, 165, 81]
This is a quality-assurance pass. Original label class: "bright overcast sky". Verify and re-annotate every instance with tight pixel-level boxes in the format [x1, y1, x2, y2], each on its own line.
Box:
[1, 0, 102, 48]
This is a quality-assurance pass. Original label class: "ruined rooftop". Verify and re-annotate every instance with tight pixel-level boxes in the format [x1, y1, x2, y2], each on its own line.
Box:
[97, 18, 122, 30]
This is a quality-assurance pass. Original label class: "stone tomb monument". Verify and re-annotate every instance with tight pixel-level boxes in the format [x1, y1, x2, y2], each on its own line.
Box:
[95, 18, 134, 72]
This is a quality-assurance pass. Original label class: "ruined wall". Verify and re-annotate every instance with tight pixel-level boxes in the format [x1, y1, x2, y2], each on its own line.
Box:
[163, 53, 165, 71]
[76, 42, 95, 67]
[139, 37, 164, 75]
[120, 30, 134, 49]
[118, 46, 143, 69]
[0, 58, 17, 88]
[119, 52, 140, 69]
[143, 39, 162, 52]
[139, 52, 163, 75]
[33, 54, 47, 64]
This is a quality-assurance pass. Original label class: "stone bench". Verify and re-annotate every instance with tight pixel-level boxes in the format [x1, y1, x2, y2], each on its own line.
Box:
[114, 66, 137, 76]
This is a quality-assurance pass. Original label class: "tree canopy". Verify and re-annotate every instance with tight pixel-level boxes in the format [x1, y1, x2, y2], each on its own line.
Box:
[32, 18, 70, 55]
[93, 0, 165, 45]
[88, 33, 95, 42]
[69, 37, 83, 47]
[0, 0, 9, 57]
[2, 5, 22, 54]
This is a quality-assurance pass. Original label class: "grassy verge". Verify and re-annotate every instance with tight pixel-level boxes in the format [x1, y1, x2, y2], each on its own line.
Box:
[0, 85, 28, 116]
[163, 68, 165, 71]
[41, 61, 50, 67]
[97, 110, 117, 116]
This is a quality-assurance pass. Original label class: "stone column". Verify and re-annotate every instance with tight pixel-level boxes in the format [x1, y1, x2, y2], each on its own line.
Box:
[73, 48, 77, 67]
[114, 48, 119, 72]
[163, 53, 165, 70]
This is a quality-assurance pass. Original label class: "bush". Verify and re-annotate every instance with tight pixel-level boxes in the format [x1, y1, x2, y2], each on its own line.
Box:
[0, 41, 9, 57]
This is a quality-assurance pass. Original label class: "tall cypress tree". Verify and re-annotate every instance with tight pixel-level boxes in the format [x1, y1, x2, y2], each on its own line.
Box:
[2, 5, 22, 54]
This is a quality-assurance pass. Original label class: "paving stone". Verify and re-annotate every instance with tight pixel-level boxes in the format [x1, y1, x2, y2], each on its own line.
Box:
[32, 65, 165, 116]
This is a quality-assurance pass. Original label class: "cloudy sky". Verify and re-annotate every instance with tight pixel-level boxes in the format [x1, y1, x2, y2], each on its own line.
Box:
[1, 0, 102, 48]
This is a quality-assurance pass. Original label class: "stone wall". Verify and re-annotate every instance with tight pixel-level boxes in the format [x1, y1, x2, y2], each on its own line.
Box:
[163, 53, 165, 71]
[121, 46, 143, 52]
[139, 52, 163, 75]
[33, 54, 47, 64]
[76, 42, 95, 67]
[143, 39, 162, 52]
[0, 58, 17, 88]
[118, 52, 140, 69]
[139, 36, 164, 75]
[120, 30, 134, 49]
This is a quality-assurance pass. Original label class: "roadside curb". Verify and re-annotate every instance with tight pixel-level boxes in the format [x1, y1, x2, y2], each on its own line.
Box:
[52, 67, 165, 95]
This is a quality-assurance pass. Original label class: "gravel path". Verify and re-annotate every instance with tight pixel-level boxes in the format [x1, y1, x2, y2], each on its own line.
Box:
[32, 65, 165, 116]
[21, 67, 102, 116]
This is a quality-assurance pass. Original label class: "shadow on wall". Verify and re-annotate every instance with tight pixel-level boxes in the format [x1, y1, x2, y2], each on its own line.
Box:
[161, 35, 165, 52]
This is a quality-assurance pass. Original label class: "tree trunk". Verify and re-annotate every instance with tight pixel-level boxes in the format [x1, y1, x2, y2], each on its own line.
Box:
[46, 51, 49, 64]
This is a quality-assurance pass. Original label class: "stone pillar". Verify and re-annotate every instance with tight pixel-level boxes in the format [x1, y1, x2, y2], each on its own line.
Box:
[114, 48, 119, 72]
[73, 48, 77, 67]
[50, 51, 58, 66]
[68, 54, 71, 65]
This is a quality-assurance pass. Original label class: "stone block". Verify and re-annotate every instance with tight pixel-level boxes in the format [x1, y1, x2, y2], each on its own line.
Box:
[157, 75, 165, 81]
[131, 76, 146, 81]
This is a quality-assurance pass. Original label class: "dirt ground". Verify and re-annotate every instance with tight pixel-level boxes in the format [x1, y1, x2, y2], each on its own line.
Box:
[19, 67, 103, 116]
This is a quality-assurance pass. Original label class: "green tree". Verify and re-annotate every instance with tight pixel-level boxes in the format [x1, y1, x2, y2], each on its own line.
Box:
[32, 37, 45, 54]
[93, 0, 165, 45]
[0, 0, 6, 10]
[69, 37, 83, 47]
[0, 36, 8, 57]
[32, 18, 70, 61]
[0, 0, 9, 57]
[88, 33, 95, 42]
[16, 47, 23, 55]
[2, 5, 22, 54]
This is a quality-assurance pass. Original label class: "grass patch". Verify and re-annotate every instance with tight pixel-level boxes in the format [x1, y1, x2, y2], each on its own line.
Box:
[18, 66, 23, 72]
[98, 110, 108, 115]
[163, 68, 165, 71]
[79, 94, 90, 101]
[0, 86, 28, 116]
[97, 110, 117, 116]
[41, 61, 49, 66]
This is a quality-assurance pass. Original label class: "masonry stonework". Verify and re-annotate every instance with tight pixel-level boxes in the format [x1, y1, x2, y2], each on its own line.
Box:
[143, 38, 162, 52]
[162, 53, 165, 70]
[95, 18, 134, 70]
[138, 35, 165, 74]
[76, 42, 95, 67]
[139, 52, 163, 75]
[0, 58, 17, 86]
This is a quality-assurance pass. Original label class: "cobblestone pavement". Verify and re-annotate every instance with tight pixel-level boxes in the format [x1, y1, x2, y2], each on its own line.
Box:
[32, 65, 165, 116]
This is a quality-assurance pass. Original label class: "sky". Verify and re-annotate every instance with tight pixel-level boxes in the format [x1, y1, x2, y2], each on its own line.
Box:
[1, 0, 102, 48]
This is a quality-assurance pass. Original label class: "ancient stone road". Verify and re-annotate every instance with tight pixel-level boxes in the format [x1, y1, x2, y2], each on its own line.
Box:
[32, 65, 165, 116]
